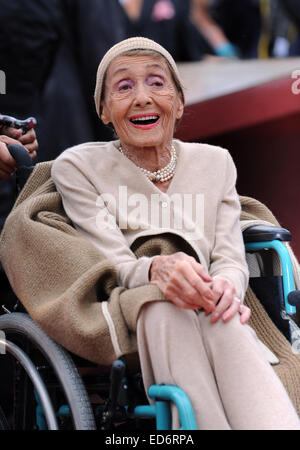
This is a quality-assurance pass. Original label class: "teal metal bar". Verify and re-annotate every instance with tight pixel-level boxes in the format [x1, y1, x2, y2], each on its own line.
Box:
[155, 401, 172, 430]
[134, 403, 172, 430]
[245, 240, 296, 315]
[148, 385, 197, 430]
[134, 405, 156, 418]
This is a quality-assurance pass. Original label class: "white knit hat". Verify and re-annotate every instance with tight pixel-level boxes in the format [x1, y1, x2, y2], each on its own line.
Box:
[94, 36, 185, 118]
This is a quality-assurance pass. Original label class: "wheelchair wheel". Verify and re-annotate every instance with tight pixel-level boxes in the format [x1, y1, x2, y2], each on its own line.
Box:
[0, 312, 96, 430]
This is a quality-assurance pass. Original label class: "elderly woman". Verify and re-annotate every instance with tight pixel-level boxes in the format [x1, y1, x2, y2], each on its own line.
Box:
[51, 37, 300, 430]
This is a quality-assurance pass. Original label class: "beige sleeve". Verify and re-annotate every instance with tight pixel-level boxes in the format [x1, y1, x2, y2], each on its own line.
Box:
[51, 153, 155, 289]
[208, 151, 249, 301]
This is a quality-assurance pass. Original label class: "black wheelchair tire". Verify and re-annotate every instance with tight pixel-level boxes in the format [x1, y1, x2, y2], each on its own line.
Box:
[0, 312, 96, 430]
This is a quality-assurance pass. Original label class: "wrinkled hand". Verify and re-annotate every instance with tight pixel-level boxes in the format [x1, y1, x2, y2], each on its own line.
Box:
[150, 252, 216, 313]
[0, 128, 38, 180]
[209, 277, 251, 324]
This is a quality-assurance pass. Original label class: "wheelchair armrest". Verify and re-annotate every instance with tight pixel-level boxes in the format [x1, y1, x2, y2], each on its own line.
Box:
[243, 225, 292, 243]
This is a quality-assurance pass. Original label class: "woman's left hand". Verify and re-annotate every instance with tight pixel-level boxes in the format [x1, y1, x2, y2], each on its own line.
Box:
[209, 277, 251, 324]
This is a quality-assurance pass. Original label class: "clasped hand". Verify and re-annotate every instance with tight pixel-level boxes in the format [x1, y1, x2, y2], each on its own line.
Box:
[150, 252, 250, 324]
[0, 127, 38, 180]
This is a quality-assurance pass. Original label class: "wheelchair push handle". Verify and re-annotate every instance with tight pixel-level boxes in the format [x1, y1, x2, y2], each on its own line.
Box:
[0, 114, 37, 135]
[1, 116, 37, 190]
[6, 144, 36, 193]
[7, 144, 33, 168]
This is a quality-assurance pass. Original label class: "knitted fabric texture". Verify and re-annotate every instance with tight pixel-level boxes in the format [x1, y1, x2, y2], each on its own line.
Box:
[94, 36, 184, 118]
[1, 162, 300, 414]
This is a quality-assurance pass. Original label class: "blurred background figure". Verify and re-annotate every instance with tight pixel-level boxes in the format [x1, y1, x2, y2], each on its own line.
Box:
[191, 0, 300, 58]
[267, 0, 294, 57]
[0, 0, 63, 120]
[38, 0, 125, 162]
[278, 0, 300, 55]
[255, 0, 300, 58]
[119, 0, 214, 61]
[191, 0, 261, 58]
[191, 0, 240, 58]
[0, 0, 64, 238]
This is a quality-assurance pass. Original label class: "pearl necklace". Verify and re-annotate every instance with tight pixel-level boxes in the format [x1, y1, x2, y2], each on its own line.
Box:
[119, 144, 177, 183]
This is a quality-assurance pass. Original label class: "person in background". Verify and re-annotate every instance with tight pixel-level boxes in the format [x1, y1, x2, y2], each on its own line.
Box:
[38, 0, 126, 162]
[258, 0, 295, 58]
[0, 0, 63, 120]
[191, 0, 239, 57]
[192, 0, 261, 58]
[278, 0, 300, 55]
[0, 0, 63, 235]
[119, 0, 215, 61]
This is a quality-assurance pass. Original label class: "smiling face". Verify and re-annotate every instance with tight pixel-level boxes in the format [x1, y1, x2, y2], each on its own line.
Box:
[100, 53, 184, 151]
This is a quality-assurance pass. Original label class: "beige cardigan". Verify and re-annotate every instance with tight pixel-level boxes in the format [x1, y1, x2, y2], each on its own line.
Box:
[51, 139, 249, 300]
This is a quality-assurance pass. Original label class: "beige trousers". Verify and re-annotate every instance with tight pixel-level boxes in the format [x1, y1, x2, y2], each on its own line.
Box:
[137, 301, 300, 430]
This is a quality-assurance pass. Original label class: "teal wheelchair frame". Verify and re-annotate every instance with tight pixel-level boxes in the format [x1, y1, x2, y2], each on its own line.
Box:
[245, 240, 296, 315]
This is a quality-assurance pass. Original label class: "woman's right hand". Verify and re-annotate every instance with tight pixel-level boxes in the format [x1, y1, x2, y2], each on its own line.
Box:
[149, 252, 216, 313]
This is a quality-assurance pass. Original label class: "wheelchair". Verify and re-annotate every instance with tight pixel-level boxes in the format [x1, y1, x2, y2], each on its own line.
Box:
[0, 144, 299, 430]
